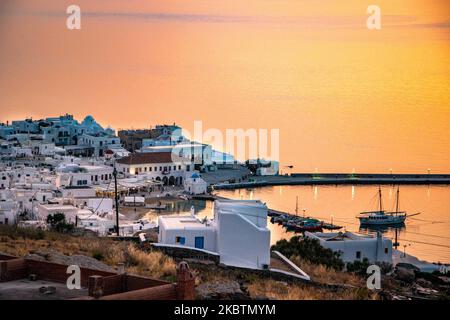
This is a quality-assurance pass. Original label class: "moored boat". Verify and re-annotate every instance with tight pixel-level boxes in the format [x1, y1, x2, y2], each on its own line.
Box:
[358, 187, 418, 226]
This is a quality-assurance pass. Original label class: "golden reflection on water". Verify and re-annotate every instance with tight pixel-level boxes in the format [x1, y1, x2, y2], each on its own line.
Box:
[216, 185, 450, 263]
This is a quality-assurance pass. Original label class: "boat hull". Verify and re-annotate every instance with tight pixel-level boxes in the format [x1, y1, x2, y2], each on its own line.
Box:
[358, 216, 406, 226]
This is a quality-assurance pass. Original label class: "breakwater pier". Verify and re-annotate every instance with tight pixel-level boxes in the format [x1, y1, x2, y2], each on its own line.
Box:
[212, 173, 450, 190]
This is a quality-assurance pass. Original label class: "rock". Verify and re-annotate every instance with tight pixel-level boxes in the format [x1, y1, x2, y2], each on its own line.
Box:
[416, 278, 433, 288]
[39, 286, 56, 295]
[196, 280, 249, 300]
[414, 284, 438, 295]
[25, 250, 115, 273]
[395, 267, 415, 283]
[438, 276, 450, 284]
[396, 263, 420, 272]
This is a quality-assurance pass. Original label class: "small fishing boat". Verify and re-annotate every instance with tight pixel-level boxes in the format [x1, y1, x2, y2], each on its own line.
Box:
[358, 187, 418, 226]
[285, 218, 323, 232]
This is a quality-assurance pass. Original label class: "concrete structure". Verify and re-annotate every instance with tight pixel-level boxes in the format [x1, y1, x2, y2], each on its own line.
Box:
[0, 254, 195, 300]
[256, 160, 279, 176]
[56, 163, 113, 187]
[0, 199, 18, 225]
[36, 204, 79, 224]
[305, 231, 393, 264]
[140, 143, 213, 169]
[119, 124, 182, 152]
[158, 199, 271, 270]
[116, 152, 192, 186]
[78, 133, 120, 157]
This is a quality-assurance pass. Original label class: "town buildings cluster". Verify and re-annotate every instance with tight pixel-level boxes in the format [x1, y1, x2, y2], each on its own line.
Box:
[0, 113, 395, 273]
[0, 114, 212, 235]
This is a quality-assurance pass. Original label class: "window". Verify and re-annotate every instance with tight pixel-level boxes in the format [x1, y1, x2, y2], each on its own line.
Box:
[186, 165, 191, 171]
[149, 167, 152, 172]
[173, 165, 176, 170]
[356, 251, 361, 259]
[385, 248, 389, 254]
[195, 236, 204, 249]
[175, 236, 185, 245]
[178, 165, 181, 170]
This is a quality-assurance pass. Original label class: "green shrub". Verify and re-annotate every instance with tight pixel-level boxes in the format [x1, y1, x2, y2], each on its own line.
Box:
[92, 251, 105, 261]
[346, 258, 371, 275]
[271, 236, 344, 270]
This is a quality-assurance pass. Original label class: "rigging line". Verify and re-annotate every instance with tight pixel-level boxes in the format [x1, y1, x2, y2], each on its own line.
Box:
[85, 179, 113, 219]
[409, 217, 450, 224]
[388, 237, 450, 249]
[402, 230, 450, 240]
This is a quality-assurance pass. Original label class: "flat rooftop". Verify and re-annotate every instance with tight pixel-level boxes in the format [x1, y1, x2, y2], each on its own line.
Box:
[310, 231, 376, 242]
[160, 216, 215, 230]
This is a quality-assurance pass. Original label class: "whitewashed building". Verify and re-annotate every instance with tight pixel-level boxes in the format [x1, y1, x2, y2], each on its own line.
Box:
[140, 143, 213, 168]
[37, 203, 79, 224]
[158, 199, 271, 270]
[184, 173, 207, 195]
[55, 163, 113, 187]
[78, 133, 121, 157]
[0, 191, 19, 225]
[305, 231, 393, 264]
[116, 152, 192, 186]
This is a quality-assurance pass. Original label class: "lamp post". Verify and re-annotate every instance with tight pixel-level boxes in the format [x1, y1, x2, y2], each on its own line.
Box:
[113, 166, 120, 236]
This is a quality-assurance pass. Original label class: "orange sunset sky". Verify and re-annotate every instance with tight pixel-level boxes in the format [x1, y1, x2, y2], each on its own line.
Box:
[0, 0, 449, 173]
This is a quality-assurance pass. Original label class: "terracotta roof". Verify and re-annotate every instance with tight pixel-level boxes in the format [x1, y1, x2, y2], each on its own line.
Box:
[116, 152, 178, 165]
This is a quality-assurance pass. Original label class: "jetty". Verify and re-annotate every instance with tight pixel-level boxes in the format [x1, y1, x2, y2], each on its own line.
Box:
[268, 209, 342, 232]
[212, 173, 450, 190]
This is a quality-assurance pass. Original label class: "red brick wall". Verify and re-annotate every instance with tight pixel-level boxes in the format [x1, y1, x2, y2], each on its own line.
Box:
[99, 284, 178, 300]
[125, 275, 169, 291]
[26, 259, 116, 287]
[0, 259, 28, 282]
[101, 274, 125, 296]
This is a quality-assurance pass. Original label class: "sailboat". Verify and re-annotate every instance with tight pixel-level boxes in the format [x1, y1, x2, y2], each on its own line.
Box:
[358, 186, 415, 226]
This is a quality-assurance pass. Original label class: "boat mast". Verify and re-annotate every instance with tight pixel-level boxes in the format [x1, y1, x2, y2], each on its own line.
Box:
[378, 186, 383, 212]
[395, 186, 400, 215]
[295, 196, 299, 216]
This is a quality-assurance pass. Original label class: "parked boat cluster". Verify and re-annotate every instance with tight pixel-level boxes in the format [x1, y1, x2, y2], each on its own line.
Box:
[269, 211, 342, 233]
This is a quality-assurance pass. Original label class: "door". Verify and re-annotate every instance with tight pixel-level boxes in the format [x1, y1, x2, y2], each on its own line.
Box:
[194, 236, 204, 249]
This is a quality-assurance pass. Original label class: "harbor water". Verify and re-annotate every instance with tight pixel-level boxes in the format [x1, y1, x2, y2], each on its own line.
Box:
[215, 185, 450, 264]
[149, 185, 450, 264]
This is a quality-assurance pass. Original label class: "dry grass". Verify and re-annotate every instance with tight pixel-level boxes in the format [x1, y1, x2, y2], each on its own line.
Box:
[0, 225, 176, 280]
[247, 279, 378, 300]
[124, 244, 176, 279]
[244, 256, 379, 300]
[290, 256, 365, 287]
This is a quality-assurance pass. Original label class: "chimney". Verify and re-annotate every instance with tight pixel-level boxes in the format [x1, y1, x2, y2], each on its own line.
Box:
[176, 261, 195, 300]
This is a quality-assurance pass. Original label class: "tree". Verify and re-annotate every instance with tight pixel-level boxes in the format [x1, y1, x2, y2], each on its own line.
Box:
[46, 213, 73, 233]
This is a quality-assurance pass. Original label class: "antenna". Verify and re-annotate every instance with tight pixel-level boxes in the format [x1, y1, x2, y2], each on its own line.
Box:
[295, 196, 299, 216]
